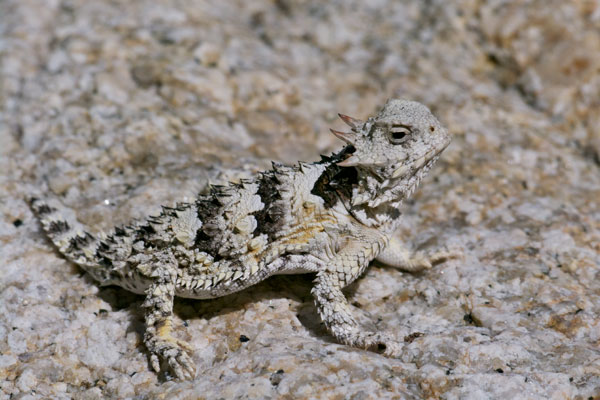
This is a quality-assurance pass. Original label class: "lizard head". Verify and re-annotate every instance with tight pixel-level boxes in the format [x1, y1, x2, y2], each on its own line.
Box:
[331, 99, 451, 207]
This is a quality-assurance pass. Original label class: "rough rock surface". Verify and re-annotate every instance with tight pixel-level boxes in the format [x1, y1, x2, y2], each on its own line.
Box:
[1, 0, 599, 399]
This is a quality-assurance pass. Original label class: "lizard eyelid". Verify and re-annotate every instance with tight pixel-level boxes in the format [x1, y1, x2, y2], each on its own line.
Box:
[389, 125, 412, 144]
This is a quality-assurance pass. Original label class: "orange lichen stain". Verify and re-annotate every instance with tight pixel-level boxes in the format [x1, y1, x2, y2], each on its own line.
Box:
[547, 313, 587, 338]
[225, 319, 243, 352]
[283, 227, 323, 246]
[419, 376, 454, 400]
[281, 214, 335, 247]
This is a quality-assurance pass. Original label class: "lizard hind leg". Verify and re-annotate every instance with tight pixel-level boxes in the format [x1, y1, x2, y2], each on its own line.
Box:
[141, 257, 196, 380]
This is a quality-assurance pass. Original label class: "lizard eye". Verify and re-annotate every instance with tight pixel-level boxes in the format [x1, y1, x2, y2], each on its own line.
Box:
[388, 125, 411, 144]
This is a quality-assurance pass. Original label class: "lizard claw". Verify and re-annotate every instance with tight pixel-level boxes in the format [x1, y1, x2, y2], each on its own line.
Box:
[166, 348, 195, 380]
[147, 336, 196, 380]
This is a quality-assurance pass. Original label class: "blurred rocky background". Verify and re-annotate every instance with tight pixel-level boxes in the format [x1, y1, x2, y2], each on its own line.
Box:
[1, 0, 599, 398]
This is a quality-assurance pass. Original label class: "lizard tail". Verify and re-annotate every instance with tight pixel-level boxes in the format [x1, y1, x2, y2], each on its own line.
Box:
[28, 196, 102, 269]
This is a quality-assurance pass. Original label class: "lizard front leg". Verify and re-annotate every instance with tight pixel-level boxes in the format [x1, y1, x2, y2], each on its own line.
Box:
[140, 255, 195, 380]
[311, 240, 403, 357]
[376, 234, 460, 272]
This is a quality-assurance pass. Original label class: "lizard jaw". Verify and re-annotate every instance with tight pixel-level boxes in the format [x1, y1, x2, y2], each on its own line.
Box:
[391, 142, 448, 180]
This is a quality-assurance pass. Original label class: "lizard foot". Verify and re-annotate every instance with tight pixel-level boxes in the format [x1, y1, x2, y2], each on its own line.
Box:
[346, 330, 404, 358]
[426, 245, 464, 265]
[412, 245, 464, 270]
[146, 334, 196, 380]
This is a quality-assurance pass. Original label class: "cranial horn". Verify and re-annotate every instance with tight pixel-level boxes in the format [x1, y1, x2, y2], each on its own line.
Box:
[330, 129, 356, 144]
[338, 114, 363, 130]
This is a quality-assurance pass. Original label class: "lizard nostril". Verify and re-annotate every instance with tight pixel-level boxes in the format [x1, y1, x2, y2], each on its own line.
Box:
[430, 126, 435, 132]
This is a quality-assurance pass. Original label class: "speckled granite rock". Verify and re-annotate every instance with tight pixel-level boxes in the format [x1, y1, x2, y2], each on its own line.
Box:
[1, 0, 599, 399]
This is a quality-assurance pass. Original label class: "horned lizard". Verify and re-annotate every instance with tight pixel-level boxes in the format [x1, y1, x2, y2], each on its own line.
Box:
[29, 99, 455, 380]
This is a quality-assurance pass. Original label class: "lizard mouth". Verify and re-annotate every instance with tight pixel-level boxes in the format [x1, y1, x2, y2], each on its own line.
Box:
[391, 142, 448, 179]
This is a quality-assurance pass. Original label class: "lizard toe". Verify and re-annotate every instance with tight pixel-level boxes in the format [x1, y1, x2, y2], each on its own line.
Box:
[149, 337, 196, 380]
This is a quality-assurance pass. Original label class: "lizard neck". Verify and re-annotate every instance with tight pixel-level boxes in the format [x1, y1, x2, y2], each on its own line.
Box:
[343, 156, 440, 229]
[312, 147, 437, 230]
[345, 198, 404, 231]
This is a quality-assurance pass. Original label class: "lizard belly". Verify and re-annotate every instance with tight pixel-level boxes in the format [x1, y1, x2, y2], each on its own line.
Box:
[173, 227, 334, 299]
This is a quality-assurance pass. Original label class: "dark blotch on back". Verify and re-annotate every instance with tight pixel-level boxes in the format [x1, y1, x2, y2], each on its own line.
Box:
[252, 171, 285, 240]
[194, 195, 224, 255]
[312, 146, 358, 208]
[389, 208, 401, 220]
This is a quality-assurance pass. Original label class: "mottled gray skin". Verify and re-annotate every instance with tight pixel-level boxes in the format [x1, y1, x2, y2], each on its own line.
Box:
[29, 99, 454, 380]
